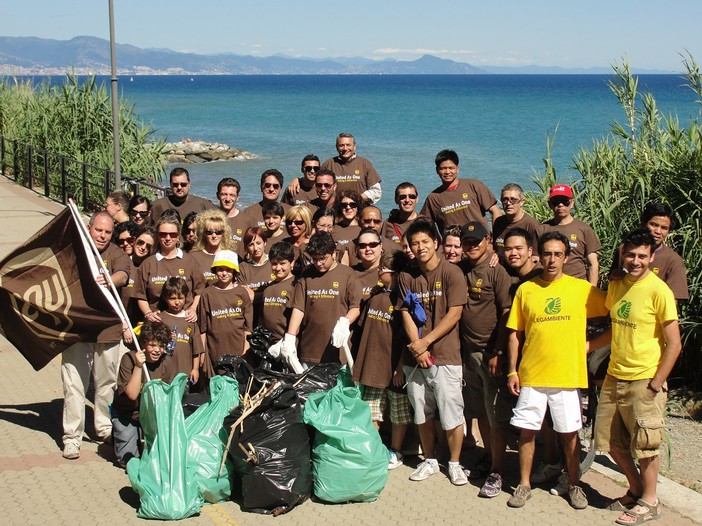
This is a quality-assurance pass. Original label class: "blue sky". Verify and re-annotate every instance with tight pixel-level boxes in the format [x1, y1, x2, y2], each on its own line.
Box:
[5, 1, 702, 71]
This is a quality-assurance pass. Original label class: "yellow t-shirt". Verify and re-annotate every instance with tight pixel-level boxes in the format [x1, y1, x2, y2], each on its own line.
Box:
[507, 275, 607, 388]
[606, 271, 678, 380]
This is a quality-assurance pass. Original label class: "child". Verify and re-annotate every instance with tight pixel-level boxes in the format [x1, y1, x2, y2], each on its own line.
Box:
[352, 250, 413, 470]
[198, 250, 253, 367]
[112, 321, 175, 467]
[259, 241, 296, 340]
[157, 277, 205, 383]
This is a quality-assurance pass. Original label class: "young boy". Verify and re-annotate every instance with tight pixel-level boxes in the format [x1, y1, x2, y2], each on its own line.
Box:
[198, 250, 253, 366]
[262, 201, 286, 240]
[112, 321, 175, 467]
[158, 277, 205, 383]
[259, 241, 296, 340]
[353, 250, 412, 470]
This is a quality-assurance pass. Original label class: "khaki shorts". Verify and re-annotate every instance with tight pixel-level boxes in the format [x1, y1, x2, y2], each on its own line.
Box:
[362, 386, 413, 425]
[404, 364, 464, 430]
[595, 375, 667, 460]
[463, 350, 516, 427]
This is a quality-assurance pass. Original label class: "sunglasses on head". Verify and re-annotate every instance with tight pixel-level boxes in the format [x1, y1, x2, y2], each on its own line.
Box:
[263, 182, 280, 189]
[131, 210, 148, 218]
[171, 182, 188, 188]
[357, 241, 381, 249]
[136, 239, 153, 249]
[398, 193, 417, 200]
[304, 165, 320, 172]
[205, 229, 224, 236]
[287, 220, 305, 226]
[158, 232, 179, 239]
[341, 202, 358, 209]
[316, 182, 334, 189]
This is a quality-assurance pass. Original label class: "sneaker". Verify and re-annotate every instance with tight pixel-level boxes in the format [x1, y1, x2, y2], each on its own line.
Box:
[409, 459, 440, 481]
[479, 472, 503, 498]
[62, 443, 80, 460]
[549, 471, 569, 496]
[507, 484, 532, 508]
[388, 449, 404, 470]
[531, 461, 563, 484]
[448, 463, 468, 486]
[568, 484, 588, 510]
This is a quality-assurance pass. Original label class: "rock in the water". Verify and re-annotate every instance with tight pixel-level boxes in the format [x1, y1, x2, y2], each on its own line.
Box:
[159, 140, 257, 164]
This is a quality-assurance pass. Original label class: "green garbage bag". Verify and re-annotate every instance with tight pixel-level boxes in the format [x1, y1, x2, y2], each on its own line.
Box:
[303, 383, 388, 503]
[185, 375, 239, 504]
[127, 373, 203, 520]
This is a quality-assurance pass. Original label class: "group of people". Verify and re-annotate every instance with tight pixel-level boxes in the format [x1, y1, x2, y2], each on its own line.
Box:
[61, 134, 687, 524]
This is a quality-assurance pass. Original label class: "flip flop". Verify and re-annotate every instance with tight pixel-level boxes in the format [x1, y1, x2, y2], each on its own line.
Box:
[614, 498, 661, 525]
[607, 489, 642, 511]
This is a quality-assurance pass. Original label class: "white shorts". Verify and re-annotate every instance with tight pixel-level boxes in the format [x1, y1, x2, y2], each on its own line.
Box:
[403, 364, 464, 430]
[510, 387, 582, 433]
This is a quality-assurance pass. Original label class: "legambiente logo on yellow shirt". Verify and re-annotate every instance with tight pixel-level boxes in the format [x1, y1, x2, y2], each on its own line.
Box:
[544, 297, 562, 315]
[617, 300, 632, 319]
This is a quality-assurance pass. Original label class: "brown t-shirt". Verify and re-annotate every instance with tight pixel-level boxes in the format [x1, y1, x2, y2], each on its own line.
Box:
[226, 212, 250, 258]
[458, 258, 513, 353]
[541, 218, 601, 280]
[352, 264, 384, 305]
[420, 178, 497, 233]
[397, 258, 467, 365]
[150, 194, 215, 223]
[492, 213, 543, 253]
[113, 351, 176, 421]
[189, 250, 216, 287]
[321, 155, 381, 196]
[283, 179, 318, 206]
[159, 311, 204, 376]
[259, 277, 296, 340]
[611, 243, 688, 301]
[238, 260, 275, 293]
[382, 213, 427, 244]
[352, 289, 406, 390]
[242, 200, 292, 230]
[198, 285, 253, 362]
[291, 263, 363, 363]
[346, 236, 400, 267]
[133, 251, 205, 311]
[97, 243, 132, 342]
[332, 224, 361, 249]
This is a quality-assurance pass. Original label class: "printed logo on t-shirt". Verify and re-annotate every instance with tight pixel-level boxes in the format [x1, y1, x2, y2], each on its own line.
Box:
[617, 300, 632, 319]
[544, 297, 562, 315]
[462, 193, 469, 199]
[354, 169, 360, 175]
[270, 273, 276, 280]
[435, 282, 442, 289]
[332, 281, 339, 288]
[237, 299, 243, 306]
[236, 229, 242, 235]
[102, 258, 109, 268]
[652, 266, 660, 275]
[178, 268, 185, 275]
[570, 234, 577, 241]
[281, 290, 288, 297]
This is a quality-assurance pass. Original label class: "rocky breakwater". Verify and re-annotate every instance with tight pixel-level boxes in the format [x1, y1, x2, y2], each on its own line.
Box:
[162, 140, 257, 164]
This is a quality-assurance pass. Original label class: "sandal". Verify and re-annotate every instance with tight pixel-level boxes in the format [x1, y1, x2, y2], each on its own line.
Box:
[607, 489, 642, 511]
[615, 498, 661, 525]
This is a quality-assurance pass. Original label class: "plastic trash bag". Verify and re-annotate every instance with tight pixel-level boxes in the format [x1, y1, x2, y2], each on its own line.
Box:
[303, 383, 388, 503]
[256, 363, 342, 404]
[127, 373, 203, 520]
[224, 382, 311, 515]
[185, 375, 240, 504]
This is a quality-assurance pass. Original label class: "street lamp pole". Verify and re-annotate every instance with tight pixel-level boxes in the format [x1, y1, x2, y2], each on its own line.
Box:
[108, 0, 121, 189]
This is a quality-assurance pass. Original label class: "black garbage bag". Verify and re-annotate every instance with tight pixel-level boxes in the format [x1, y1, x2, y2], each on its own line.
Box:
[223, 382, 311, 515]
[214, 355, 255, 389]
[254, 363, 341, 404]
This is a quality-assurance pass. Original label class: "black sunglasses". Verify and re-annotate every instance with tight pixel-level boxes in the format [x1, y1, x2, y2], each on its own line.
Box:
[398, 193, 417, 200]
[131, 210, 149, 218]
[357, 241, 381, 249]
[316, 182, 334, 189]
[205, 229, 224, 236]
[304, 166, 320, 172]
[171, 182, 188, 188]
[263, 182, 280, 189]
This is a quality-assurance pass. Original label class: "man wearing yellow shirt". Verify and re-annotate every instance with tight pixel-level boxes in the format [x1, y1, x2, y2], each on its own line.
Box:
[596, 228, 681, 525]
[505, 231, 607, 510]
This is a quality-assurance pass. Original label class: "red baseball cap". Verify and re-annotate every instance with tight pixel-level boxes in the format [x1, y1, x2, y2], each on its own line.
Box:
[549, 184, 573, 199]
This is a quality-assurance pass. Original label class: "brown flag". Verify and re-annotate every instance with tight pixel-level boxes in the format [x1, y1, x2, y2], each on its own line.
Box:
[0, 208, 122, 370]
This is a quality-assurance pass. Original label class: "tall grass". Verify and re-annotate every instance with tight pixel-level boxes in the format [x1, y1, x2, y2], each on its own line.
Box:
[0, 74, 166, 197]
[525, 54, 702, 388]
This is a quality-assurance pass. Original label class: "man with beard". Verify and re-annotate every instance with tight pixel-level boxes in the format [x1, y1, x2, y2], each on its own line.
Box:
[150, 167, 215, 221]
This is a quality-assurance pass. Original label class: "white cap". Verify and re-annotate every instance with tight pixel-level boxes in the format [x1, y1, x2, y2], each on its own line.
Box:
[211, 250, 239, 272]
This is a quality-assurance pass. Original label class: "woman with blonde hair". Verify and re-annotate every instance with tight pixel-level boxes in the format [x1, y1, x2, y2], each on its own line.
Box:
[190, 209, 234, 287]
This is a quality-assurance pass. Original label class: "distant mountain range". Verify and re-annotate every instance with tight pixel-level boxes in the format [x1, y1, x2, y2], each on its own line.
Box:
[0, 36, 674, 75]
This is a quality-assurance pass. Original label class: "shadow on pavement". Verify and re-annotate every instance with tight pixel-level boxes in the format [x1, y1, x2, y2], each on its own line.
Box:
[0, 399, 64, 446]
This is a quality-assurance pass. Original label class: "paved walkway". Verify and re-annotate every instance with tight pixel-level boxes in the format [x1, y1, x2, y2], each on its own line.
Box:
[0, 176, 699, 525]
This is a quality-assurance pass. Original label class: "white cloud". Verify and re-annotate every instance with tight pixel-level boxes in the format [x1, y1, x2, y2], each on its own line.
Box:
[372, 47, 476, 57]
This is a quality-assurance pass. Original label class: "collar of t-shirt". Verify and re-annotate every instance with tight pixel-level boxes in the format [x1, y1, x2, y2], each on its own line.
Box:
[156, 248, 184, 261]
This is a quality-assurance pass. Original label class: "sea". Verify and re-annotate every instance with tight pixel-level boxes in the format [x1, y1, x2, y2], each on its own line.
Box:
[94, 75, 701, 212]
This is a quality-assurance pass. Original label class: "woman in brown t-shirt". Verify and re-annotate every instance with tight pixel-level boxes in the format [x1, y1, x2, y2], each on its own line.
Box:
[190, 209, 235, 288]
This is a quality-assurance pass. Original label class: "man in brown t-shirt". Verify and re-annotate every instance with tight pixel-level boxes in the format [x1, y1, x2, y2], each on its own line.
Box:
[321, 132, 382, 204]
[216, 177, 248, 257]
[398, 219, 468, 486]
[492, 183, 542, 258]
[420, 149, 502, 236]
[283, 154, 321, 206]
[383, 182, 426, 244]
[242, 169, 292, 230]
[150, 167, 215, 222]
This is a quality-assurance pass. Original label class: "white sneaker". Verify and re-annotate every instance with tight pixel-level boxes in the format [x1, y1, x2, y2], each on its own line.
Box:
[388, 449, 404, 470]
[531, 461, 562, 484]
[448, 462, 468, 486]
[62, 443, 80, 460]
[409, 459, 440, 481]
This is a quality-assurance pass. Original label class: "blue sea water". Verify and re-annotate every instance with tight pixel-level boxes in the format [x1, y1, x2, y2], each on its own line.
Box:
[111, 74, 699, 212]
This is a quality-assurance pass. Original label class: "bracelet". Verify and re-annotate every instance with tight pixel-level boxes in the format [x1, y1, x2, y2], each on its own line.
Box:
[647, 382, 660, 394]
[507, 371, 518, 378]
[414, 350, 428, 358]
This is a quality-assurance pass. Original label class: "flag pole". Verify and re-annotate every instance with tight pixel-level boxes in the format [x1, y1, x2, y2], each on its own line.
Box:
[67, 200, 150, 381]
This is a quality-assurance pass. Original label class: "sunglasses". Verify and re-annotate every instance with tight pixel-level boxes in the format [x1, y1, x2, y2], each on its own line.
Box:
[131, 210, 148, 218]
[304, 165, 320, 173]
[136, 239, 153, 250]
[118, 236, 135, 245]
[158, 232, 179, 239]
[341, 202, 358, 209]
[398, 193, 417, 200]
[171, 182, 188, 188]
[205, 229, 224, 236]
[501, 197, 522, 204]
[263, 182, 281, 189]
[316, 182, 334, 189]
[363, 219, 383, 225]
[549, 197, 571, 207]
[357, 241, 381, 249]
[287, 220, 305, 226]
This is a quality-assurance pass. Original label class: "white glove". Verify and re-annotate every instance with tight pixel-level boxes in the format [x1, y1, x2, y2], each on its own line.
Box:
[280, 333, 304, 374]
[331, 317, 351, 348]
[267, 339, 283, 359]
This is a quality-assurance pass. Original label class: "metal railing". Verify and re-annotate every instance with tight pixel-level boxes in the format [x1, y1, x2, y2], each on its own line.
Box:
[0, 135, 166, 211]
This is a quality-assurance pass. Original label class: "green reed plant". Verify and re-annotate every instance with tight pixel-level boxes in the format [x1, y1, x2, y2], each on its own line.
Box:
[526, 54, 702, 388]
